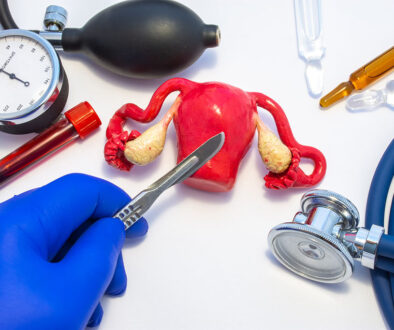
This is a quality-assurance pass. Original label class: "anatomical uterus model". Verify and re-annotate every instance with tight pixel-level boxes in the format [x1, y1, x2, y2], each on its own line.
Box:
[105, 78, 326, 192]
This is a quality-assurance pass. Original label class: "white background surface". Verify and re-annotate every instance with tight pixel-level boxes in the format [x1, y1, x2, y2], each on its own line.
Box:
[1, 1, 394, 329]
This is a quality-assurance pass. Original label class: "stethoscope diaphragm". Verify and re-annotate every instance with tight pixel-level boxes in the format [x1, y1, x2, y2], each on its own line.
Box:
[268, 189, 384, 283]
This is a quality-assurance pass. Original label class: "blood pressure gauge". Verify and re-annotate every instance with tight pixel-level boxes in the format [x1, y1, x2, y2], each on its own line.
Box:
[0, 29, 68, 134]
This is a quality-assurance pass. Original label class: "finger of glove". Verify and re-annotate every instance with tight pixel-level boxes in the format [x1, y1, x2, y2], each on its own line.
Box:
[106, 219, 148, 296]
[60, 217, 125, 318]
[106, 253, 127, 296]
[52, 216, 148, 263]
[90, 218, 149, 296]
[87, 303, 103, 328]
[126, 217, 149, 239]
[5, 173, 131, 259]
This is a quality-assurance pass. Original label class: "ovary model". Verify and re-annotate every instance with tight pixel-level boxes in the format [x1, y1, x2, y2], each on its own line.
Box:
[105, 78, 326, 192]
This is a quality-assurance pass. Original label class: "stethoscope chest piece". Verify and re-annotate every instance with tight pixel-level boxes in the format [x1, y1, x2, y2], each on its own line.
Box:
[268, 190, 382, 283]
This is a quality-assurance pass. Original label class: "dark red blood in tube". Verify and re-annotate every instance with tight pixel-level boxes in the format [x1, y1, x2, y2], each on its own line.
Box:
[0, 102, 101, 187]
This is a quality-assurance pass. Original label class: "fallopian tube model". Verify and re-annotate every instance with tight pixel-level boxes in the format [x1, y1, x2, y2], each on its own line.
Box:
[105, 78, 326, 192]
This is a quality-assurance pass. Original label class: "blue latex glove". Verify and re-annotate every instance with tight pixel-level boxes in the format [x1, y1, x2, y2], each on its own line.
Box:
[0, 173, 148, 329]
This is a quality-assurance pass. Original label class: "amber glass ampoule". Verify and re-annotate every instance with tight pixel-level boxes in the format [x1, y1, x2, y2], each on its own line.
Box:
[320, 46, 394, 108]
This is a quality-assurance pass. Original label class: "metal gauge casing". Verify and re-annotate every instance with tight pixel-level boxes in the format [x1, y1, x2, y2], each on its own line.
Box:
[0, 29, 68, 134]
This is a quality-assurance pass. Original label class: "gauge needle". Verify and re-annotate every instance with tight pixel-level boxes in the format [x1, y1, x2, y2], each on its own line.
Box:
[0, 68, 30, 87]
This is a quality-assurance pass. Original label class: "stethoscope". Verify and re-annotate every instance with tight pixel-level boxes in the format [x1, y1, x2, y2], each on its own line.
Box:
[268, 139, 394, 327]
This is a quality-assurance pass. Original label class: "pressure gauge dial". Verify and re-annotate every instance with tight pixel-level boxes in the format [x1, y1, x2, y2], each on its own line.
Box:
[0, 29, 68, 134]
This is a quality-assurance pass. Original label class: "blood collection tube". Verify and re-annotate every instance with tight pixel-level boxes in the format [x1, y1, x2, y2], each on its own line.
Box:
[0, 102, 101, 187]
[320, 46, 394, 108]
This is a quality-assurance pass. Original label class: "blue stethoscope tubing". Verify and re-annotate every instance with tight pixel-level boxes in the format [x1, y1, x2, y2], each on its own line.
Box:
[366, 139, 394, 328]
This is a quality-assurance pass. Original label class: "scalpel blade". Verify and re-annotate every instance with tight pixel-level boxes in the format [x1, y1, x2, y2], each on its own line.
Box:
[114, 132, 225, 229]
[150, 131, 225, 190]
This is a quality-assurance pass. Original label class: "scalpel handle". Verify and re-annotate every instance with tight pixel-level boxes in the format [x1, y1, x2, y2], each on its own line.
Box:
[113, 203, 142, 230]
[113, 188, 160, 230]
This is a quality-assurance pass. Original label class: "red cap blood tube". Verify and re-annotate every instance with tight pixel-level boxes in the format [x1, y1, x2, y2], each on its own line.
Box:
[0, 102, 101, 187]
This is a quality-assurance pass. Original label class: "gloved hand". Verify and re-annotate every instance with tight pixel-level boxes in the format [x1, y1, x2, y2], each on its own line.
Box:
[0, 173, 148, 329]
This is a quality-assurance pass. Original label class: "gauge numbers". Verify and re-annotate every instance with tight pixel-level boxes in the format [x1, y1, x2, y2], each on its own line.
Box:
[0, 32, 54, 118]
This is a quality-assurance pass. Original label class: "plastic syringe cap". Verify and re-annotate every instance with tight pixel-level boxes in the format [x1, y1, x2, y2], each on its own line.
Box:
[65, 102, 101, 139]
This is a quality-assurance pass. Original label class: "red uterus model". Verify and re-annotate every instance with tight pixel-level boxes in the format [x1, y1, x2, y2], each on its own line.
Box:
[105, 78, 326, 192]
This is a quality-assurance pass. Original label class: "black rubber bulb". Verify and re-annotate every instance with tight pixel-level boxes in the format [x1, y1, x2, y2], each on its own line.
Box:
[61, 0, 220, 79]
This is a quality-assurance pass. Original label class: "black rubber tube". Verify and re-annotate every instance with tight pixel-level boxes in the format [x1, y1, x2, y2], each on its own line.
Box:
[0, 0, 18, 29]
[365, 139, 394, 329]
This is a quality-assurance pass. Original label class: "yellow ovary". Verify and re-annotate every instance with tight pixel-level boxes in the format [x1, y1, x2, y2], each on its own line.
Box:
[124, 96, 180, 166]
[124, 122, 168, 165]
[256, 117, 292, 173]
